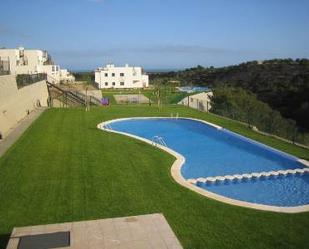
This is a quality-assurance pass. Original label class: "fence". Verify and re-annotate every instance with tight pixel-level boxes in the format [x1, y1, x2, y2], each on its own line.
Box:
[16, 73, 47, 89]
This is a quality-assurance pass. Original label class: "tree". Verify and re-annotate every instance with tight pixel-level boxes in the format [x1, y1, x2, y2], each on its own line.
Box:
[152, 78, 167, 109]
[211, 86, 303, 144]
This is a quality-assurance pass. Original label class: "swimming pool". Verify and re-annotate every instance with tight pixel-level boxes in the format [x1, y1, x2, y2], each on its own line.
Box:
[98, 118, 309, 212]
[177, 86, 210, 93]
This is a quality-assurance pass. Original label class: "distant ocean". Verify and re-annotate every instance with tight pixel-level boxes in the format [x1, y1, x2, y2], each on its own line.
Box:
[71, 68, 184, 73]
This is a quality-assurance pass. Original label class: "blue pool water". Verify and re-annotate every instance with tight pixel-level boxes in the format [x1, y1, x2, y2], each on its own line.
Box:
[178, 86, 210, 93]
[109, 118, 309, 207]
[202, 174, 309, 206]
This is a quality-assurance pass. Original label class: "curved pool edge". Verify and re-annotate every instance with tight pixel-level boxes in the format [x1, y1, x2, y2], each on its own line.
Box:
[97, 117, 309, 213]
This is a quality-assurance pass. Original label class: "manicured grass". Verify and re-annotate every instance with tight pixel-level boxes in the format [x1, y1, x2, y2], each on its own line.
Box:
[0, 105, 309, 249]
[101, 88, 191, 105]
[141, 89, 190, 104]
[101, 91, 117, 104]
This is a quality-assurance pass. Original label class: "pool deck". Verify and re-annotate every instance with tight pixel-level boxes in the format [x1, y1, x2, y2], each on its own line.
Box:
[6, 213, 183, 249]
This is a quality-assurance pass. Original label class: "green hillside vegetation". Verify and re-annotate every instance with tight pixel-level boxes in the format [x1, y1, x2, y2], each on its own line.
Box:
[211, 87, 308, 144]
[73, 71, 95, 84]
[150, 59, 309, 129]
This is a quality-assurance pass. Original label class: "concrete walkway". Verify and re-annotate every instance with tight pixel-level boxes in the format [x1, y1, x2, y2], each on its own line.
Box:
[6, 213, 183, 249]
[0, 108, 46, 157]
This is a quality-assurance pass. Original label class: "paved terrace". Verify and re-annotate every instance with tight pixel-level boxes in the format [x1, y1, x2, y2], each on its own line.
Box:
[6, 213, 183, 249]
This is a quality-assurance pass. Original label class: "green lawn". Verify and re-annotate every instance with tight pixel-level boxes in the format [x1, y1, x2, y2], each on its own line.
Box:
[0, 105, 308, 249]
[101, 88, 192, 105]
[101, 91, 117, 104]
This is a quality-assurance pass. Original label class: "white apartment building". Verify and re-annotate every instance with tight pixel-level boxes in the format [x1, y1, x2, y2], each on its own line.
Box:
[95, 64, 149, 89]
[0, 47, 74, 84]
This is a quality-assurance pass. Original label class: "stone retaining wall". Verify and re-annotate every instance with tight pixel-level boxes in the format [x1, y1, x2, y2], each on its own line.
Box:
[0, 75, 49, 138]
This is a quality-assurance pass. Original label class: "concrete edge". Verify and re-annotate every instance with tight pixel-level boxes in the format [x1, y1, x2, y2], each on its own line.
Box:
[97, 117, 309, 213]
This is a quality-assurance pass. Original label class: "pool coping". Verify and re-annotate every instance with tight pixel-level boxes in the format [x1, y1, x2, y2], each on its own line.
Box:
[97, 117, 309, 213]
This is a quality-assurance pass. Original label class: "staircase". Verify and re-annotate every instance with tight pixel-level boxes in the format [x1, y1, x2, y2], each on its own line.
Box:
[47, 81, 101, 107]
[71, 90, 102, 106]
[187, 167, 309, 185]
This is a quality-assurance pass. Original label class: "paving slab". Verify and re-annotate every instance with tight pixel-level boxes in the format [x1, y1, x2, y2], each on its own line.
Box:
[6, 213, 183, 249]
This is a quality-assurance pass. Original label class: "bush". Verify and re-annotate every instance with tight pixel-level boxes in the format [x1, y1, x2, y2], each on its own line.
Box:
[210, 86, 308, 145]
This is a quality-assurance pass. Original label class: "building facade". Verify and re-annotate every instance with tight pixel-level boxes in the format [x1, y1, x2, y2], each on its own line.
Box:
[0, 47, 74, 84]
[95, 64, 149, 89]
[178, 91, 213, 112]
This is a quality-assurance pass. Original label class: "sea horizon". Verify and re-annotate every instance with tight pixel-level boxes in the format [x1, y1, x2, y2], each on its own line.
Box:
[71, 68, 185, 73]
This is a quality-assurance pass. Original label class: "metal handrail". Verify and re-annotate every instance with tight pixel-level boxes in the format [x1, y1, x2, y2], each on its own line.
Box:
[103, 123, 112, 130]
[46, 81, 86, 105]
[170, 113, 179, 119]
[73, 90, 101, 105]
[152, 135, 167, 147]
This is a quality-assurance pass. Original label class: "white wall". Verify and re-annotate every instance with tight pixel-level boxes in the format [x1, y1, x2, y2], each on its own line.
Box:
[0, 75, 49, 138]
[60, 69, 75, 83]
[95, 64, 149, 89]
[0, 48, 74, 84]
[0, 49, 44, 75]
[42, 65, 61, 84]
[178, 92, 213, 112]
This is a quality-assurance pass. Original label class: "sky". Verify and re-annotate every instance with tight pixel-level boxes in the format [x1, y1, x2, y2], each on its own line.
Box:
[1, 0, 309, 71]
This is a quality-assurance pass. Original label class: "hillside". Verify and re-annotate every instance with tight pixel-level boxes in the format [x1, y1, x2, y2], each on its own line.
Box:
[150, 59, 309, 129]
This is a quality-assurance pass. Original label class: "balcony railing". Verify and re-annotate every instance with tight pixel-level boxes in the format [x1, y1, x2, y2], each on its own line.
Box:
[16, 73, 47, 89]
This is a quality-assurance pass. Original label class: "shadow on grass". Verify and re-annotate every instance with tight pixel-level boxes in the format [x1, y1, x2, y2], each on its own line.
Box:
[0, 234, 10, 249]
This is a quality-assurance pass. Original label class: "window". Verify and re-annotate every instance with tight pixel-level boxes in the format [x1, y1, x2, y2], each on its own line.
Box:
[112, 73, 115, 77]
[120, 82, 124, 86]
[120, 73, 124, 77]
[104, 73, 108, 77]
[112, 82, 115, 86]
[105, 82, 108, 86]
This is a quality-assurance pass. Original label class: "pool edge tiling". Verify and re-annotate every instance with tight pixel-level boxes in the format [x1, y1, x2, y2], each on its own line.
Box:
[97, 117, 309, 213]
